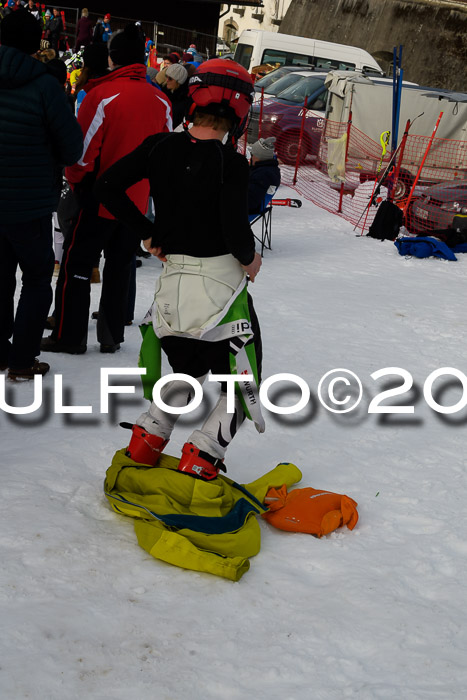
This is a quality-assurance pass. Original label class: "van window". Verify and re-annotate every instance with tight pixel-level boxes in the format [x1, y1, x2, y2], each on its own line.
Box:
[315, 56, 355, 71]
[234, 43, 253, 70]
[261, 49, 314, 68]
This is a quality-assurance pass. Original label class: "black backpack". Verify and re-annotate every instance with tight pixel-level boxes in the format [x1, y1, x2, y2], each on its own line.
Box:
[367, 201, 403, 241]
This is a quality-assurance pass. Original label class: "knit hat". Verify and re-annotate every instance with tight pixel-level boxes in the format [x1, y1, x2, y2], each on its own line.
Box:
[104, 13, 111, 21]
[0, 9, 42, 54]
[182, 52, 194, 63]
[250, 137, 277, 161]
[108, 24, 145, 66]
[167, 52, 179, 64]
[146, 66, 158, 83]
[44, 8, 51, 16]
[166, 62, 188, 85]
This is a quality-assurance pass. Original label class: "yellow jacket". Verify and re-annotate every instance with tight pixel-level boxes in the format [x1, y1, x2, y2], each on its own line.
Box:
[104, 450, 302, 581]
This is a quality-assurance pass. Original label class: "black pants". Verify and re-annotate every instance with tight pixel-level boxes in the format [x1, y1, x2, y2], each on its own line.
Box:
[0, 215, 54, 369]
[52, 200, 140, 347]
[161, 293, 263, 382]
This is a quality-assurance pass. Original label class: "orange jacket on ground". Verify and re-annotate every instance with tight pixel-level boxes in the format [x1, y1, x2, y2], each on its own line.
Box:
[262, 484, 358, 537]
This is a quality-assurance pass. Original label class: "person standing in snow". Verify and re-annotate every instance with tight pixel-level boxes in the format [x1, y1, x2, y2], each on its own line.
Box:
[0, 9, 83, 380]
[41, 23, 172, 356]
[47, 7, 62, 53]
[26, 0, 40, 21]
[95, 59, 263, 481]
[160, 62, 189, 129]
[74, 7, 93, 51]
[93, 12, 111, 43]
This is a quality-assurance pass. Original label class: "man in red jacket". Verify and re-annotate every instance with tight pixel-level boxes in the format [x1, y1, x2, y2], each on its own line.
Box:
[42, 23, 172, 354]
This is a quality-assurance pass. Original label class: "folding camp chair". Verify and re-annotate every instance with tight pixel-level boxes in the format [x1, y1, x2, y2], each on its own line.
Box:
[249, 203, 273, 257]
[249, 195, 302, 256]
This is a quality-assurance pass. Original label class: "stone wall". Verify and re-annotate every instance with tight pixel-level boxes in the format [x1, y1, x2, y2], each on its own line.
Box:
[280, 0, 467, 91]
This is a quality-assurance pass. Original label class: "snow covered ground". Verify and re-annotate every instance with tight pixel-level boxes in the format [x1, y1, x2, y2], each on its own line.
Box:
[2, 185, 467, 699]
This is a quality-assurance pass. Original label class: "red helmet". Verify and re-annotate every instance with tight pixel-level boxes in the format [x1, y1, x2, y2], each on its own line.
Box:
[188, 59, 254, 125]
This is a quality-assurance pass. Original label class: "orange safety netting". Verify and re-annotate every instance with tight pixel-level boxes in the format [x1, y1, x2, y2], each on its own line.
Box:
[240, 94, 467, 237]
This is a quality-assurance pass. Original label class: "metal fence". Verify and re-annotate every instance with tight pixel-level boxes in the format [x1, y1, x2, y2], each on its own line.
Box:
[42, 7, 219, 57]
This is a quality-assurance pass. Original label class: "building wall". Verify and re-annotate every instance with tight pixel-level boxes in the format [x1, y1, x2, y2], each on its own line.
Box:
[219, 1, 293, 48]
[279, 0, 467, 91]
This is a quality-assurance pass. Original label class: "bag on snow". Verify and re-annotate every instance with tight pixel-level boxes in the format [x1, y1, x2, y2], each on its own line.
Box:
[367, 200, 403, 241]
[262, 484, 358, 537]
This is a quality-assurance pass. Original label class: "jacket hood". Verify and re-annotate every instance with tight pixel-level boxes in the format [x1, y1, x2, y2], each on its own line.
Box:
[84, 63, 147, 94]
[0, 45, 46, 89]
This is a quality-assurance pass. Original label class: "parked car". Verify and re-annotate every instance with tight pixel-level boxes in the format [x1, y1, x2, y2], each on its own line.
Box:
[253, 65, 314, 96]
[408, 180, 467, 233]
[248, 71, 329, 164]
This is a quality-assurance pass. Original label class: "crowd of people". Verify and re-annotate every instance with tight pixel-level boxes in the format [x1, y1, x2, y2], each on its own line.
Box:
[0, 4, 114, 54]
[0, 7, 281, 479]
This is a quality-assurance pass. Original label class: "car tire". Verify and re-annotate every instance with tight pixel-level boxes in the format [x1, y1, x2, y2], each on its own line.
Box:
[383, 168, 414, 202]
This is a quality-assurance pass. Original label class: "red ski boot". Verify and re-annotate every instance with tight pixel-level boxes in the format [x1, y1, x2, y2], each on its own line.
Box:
[126, 425, 168, 466]
[177, 443, 226, 481]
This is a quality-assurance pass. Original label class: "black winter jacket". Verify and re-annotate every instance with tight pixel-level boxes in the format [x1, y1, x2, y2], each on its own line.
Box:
[95, 131, 256, 266]
[0, 45, 83, 223]
[248, 158, 281, 215]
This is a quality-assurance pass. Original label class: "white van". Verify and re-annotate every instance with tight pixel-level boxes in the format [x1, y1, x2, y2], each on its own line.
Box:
[234, 29, 383, 76]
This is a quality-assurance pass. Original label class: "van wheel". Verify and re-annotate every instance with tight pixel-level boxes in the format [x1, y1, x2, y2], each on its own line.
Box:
[276, 132, 309, 165]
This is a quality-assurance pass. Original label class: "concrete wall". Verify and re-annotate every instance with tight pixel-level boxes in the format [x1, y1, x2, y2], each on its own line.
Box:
[280, 0, 467, 91]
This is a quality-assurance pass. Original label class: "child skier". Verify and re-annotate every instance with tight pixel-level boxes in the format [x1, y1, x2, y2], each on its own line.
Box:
[95, 59, 263, 481]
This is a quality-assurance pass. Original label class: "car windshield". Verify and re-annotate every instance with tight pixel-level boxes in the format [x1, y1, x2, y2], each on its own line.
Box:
[276, 76, 326, 104]
[254, 67, 294, 90]
[258, 72, 306, 96]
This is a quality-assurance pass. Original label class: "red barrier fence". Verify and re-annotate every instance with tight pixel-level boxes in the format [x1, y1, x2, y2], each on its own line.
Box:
[240, 92, 467, 236]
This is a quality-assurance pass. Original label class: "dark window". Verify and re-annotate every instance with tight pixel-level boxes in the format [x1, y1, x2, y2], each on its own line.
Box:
[234, 43, 253, 69]
[261, 49, 314, 68]
[314, 56, 355, 71]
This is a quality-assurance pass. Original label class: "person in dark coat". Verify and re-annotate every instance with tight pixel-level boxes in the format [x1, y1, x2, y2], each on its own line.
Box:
[47, 7, 63, 53]
[0, 9, 83, 380]
[74, 7, 93, 51]
[161, 61, 189, 129]
[26, 0, 41, 21]
[248, 137, 281, 215]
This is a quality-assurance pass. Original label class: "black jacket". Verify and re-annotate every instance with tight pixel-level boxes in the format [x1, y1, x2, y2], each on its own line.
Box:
[95, 131, 256, 266]
[161, 81, 190, 129]
[248, 158, 281, 215]
[0, 45, 83, 223]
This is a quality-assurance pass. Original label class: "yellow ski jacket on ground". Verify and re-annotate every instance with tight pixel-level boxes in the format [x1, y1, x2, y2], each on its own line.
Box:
[104, 450, 302, 581]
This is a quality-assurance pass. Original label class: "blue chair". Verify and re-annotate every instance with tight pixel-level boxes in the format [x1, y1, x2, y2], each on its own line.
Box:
[248, 190, 277, 256]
